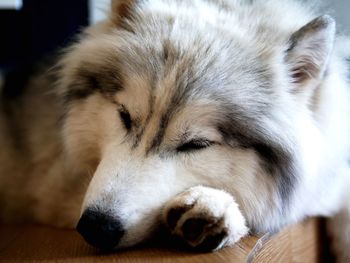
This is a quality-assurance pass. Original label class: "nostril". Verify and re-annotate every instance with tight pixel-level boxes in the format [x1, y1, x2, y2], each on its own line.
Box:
[76, 208, 125, 250]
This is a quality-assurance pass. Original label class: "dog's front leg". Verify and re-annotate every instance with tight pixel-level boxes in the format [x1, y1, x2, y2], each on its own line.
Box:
[163, 186, 249, 251]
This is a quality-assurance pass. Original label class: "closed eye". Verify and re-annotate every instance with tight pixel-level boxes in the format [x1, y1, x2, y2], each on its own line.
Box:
[119, 107, 132, 131]
[177, 139, 213, 152]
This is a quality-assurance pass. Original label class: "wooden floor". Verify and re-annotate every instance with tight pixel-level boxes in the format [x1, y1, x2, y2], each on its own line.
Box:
[0, 218, 324, 263]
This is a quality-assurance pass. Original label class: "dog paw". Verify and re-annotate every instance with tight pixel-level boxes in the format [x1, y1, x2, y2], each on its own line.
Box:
[163, 186, 248, 251]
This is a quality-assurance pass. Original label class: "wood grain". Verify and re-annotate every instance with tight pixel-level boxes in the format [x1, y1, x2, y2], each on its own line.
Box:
[0, 218, 323, 263]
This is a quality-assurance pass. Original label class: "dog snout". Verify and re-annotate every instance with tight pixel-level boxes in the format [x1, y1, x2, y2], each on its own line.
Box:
[76, 208, 125, 250]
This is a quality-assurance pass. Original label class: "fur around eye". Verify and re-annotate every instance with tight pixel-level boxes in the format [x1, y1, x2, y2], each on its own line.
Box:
[177, 139, 213, 152]
[119, 109, 132, 130]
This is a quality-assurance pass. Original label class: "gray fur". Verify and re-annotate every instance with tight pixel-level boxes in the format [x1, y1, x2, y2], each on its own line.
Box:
[347, 57, 350, 83]
[63, 64, 123, 103]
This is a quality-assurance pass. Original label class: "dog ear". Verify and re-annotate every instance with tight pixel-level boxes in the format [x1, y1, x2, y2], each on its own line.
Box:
[285, 15, 336, 86]
[110, 0, 142, 27]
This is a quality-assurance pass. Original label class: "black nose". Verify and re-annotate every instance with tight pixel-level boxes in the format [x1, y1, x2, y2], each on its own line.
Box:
[76, 208, 125, 250]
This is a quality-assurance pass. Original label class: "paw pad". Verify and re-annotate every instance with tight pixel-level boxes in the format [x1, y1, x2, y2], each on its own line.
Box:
[166, 206, 191, 230]
[182, 218, 209, 242]
[163, 187, 248, 251]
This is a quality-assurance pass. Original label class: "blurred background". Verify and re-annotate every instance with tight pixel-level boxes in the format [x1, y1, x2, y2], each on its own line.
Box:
[0, 0, 349, 95]
[332, 1, 350, 35]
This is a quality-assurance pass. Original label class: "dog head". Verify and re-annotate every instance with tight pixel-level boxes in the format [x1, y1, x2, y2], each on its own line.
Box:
[57, 0, 335, 250]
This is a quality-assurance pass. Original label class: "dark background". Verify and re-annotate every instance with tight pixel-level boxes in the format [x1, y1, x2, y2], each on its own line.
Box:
[0, 0, 89, 97]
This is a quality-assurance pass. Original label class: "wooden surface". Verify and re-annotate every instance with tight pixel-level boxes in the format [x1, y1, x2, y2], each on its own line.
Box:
[0, 218, 323, 263]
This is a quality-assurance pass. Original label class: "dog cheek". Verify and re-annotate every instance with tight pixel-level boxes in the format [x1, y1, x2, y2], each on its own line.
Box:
[63, 95, 121, 172]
